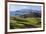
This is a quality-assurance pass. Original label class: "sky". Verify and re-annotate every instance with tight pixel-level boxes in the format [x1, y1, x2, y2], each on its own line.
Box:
[9, 4, 41, 11]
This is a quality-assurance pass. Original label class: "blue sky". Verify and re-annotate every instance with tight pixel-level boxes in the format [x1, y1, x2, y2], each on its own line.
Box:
[9, 4, 41, 11]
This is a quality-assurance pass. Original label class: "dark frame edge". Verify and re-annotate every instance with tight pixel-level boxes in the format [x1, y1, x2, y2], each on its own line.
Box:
[8, 1, 44, 4]
[5, 0, 7, 34]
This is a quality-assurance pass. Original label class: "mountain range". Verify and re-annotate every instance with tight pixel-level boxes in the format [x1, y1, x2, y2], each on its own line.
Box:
[10, 9, 40, 16]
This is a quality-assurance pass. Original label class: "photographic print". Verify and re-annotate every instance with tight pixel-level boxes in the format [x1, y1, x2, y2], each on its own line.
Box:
[7, 2, 44, 32]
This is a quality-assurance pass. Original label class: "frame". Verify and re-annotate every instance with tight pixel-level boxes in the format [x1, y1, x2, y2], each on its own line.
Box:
[5, 0, 45, 34]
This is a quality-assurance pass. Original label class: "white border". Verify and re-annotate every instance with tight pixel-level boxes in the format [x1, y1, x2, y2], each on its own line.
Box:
[7, 2, 43, 32]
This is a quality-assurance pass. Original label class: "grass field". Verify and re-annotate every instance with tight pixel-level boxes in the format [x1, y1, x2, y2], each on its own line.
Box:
[10, 16, 41, 29]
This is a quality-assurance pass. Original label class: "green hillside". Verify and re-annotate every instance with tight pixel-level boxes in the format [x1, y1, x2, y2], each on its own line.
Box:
[10, 16, 41, 29]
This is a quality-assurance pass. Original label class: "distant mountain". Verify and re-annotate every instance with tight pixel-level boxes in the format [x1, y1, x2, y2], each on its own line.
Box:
[10, 11, 16, 16]
[10, 9, 40, 16]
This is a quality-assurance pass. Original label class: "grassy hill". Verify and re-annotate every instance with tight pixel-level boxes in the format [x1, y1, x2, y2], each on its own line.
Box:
[10, 16, 41, 29]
